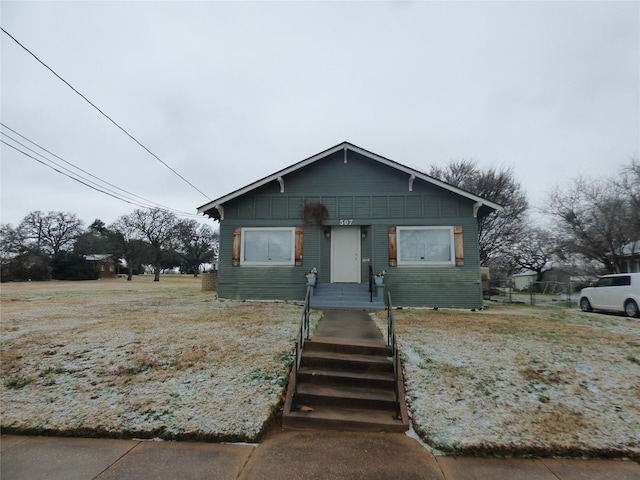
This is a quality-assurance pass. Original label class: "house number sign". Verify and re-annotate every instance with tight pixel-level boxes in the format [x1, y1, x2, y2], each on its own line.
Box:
[339, 219, 354, 225]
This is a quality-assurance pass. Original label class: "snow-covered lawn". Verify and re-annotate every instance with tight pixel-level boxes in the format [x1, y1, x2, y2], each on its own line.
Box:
[1, 276, 317, 442]
[2, 278, 639, 458]
[373, 306, 640, 459]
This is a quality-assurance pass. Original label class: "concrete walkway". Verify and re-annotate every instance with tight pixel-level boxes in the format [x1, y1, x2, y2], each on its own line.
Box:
[2, 432, 639, 480]
[312, 309, 388, 342]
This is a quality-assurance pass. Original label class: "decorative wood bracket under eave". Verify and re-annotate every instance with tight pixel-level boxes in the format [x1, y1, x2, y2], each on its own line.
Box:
[473, 201, 482, 218]
[409, 174, 416, 192]
[277, 176, 284, 193]
[215, 204, 224, 221]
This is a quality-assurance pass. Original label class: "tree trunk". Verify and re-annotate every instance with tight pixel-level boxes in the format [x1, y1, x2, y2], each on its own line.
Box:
[125, 256, 133, 281]
[154, 266, 160, 282]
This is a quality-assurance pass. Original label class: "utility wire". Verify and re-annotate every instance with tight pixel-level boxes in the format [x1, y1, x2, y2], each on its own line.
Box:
[1, 130, 154, 208]
[2, 140, 150, 210]
[1, 139, 202, 219]
[1, 131, 176, 214]
[0, 123, 195, 216]
[1, 27, 212, 201]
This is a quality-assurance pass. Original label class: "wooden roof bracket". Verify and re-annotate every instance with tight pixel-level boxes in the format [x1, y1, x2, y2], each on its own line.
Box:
[408, 174, 416, 192]
[473, 201, 482, 218]
[215, 204, 224, 221]
[277, 176, 285, 193]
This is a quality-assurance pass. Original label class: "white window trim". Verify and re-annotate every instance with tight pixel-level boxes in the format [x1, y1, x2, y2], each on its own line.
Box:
[397, 226, 455, 266]
[240, 227, 296, 266]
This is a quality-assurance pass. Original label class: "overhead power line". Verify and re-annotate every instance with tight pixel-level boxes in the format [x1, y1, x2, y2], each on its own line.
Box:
[0, 123, 194, 216]
[1, 27, 212, 201]
[1, 140, 152, 210]
[1, 133, 202, 219]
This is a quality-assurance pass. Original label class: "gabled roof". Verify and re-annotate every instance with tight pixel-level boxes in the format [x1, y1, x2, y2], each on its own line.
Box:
[84, 254, 114, 261]
[622, 241, 640, 256]
[197, 141, 504, 221]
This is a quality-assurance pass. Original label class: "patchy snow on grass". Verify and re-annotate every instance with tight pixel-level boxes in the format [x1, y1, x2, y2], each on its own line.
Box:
[1, 277, 318, 442]
[3, 278, 639, 457]
[374, 306, 640, 458]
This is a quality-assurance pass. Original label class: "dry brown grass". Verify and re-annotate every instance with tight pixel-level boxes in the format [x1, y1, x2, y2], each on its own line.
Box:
[3, 278, 639, 457]
[1, 275, 309, 441]
[374, 304, 640, 458]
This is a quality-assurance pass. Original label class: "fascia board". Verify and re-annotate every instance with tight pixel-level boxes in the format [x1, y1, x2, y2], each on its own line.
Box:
[197, 143, 348, 215]
[197, 141, 504, 215]
[346, 144, 504, 213]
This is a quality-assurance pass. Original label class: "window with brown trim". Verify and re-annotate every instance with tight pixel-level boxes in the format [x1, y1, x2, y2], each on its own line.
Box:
[389, 226, 464, 266]
[241, 227, 295, 265]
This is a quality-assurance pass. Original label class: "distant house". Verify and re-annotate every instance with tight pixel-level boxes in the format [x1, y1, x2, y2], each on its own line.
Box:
[197, 142, 502, 308]
[621, 242, 640, 273]
[511, 267, 587, 293]
[512, 271, 537, 291]
[84, 254, 117, 279]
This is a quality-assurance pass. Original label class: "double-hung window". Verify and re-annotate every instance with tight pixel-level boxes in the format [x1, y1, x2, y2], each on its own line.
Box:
[240, 227, 295, 265]
[397, 226, 455, 265]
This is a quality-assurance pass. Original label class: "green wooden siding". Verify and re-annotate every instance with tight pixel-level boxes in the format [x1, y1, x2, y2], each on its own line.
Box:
[216, 149, 484, 308]
[368, 221, 482, 308]
[355, 196, 371, 217]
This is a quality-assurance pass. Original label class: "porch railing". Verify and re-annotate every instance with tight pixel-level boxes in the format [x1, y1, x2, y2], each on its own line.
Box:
[293, 285, 311, 408]
[387, 291, 400, 418]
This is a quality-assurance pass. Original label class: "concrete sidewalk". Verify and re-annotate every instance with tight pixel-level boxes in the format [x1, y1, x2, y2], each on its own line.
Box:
[2, 431, 639, 480]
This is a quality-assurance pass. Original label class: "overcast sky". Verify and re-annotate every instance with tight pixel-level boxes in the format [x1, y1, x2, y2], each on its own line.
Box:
[1, 1, 638, 230]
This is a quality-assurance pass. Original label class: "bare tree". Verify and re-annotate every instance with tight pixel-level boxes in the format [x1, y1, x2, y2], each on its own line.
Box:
[486, 252, 520, 284]
[1, 211, 83, 281]
[429, 160, 528, 264]
[121, 208, 178, 281]
[174, 219, 218, 277]
[74, 219, 120, 256]
[512, 227, 558, 282]
[110, 217, 149, 281]
[0, 223, 23, 258]
[16, 211, 83, 256]
[617, 158, 640, 245]
[546, 171, 634, 274]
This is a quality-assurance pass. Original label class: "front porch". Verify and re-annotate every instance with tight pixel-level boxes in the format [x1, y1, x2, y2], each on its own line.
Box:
[309, 283, 385, 311]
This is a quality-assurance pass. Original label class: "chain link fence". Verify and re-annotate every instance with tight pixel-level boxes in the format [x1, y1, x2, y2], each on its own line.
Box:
[487, 279, 591, 308]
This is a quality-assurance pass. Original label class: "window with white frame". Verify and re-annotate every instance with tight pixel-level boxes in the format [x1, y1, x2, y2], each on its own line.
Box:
[397, 226, 455, 265]
[241, 227, 295, 265]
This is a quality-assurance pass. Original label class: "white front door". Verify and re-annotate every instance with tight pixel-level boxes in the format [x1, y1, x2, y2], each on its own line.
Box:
[331, 227, 361, 283]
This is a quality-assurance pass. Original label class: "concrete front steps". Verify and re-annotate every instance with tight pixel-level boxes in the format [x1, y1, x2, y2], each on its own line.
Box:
[283, 338, 409, 432]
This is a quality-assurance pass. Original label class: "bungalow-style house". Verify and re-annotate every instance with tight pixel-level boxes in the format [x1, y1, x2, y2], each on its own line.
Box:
[197, 142, 502, 309]
[84, 254, 117, 279]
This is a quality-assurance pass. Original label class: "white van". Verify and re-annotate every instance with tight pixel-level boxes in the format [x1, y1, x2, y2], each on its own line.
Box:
[579, 273, 640, 318]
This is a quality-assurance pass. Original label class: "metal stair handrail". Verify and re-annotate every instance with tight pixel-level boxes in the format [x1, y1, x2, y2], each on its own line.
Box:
[387, 291, 400, 418]
[293, 285, 311, 408]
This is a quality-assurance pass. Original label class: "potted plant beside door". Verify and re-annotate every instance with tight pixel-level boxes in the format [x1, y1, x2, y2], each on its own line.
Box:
[306, 267, 318, 286]
[374, 270, 387, 285]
